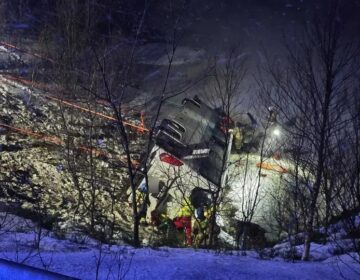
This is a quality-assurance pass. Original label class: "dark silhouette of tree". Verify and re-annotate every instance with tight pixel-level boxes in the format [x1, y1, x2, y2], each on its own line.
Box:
[258, 0, 360, 260]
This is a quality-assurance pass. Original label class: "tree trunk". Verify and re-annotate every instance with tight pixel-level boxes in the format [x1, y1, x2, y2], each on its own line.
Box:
[240, 224, 248, 252]
[302, 223, 312, 261]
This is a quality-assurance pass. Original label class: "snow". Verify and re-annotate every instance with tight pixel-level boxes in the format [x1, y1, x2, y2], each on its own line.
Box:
[273, 241, 334, 261]
[1, 213, 358, 280]
[0, 45, 21, 62]
[2, 243, 359, 280]
[0, 214, 359, 280]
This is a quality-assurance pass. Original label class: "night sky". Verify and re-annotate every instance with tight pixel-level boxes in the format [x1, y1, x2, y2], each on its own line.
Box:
[181, 0, 360, 54]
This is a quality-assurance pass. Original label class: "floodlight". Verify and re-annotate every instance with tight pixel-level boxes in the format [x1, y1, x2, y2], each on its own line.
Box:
[272, 127, 281, 137]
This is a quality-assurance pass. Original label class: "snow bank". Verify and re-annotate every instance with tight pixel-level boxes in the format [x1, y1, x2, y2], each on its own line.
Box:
[0, 226, 359, 280]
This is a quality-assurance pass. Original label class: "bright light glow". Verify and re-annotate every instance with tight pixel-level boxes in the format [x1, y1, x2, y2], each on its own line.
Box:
[272, 127, 281, 137]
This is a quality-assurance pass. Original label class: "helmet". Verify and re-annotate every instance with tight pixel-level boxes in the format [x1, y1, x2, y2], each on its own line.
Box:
[204, 209, 210, 218]
[195, 207, 205, 221]
[138, 182, 148, 193]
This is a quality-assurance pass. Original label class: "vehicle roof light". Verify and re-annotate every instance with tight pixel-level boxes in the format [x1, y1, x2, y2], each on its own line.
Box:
[159, 153, 183, 166]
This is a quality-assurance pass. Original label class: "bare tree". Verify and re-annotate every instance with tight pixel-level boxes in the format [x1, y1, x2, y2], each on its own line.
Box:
[83, 0, 196, 247]
[328, 83, 360, 264]
[200, 47, 248, 247]
[259, 0, 360, 260]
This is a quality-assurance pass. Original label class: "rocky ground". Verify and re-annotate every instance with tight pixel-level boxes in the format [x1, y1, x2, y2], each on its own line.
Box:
[0, 44, 150, 243]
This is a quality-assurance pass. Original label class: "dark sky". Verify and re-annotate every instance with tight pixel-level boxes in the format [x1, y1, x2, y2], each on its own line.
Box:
[181, 0, 360, 54]
[167, 0, 360, 110]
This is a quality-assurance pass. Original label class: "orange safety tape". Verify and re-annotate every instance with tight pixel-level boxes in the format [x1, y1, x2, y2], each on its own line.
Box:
[0, 122, 65, 145]
[3, 74, 56, 92]
[45, 95, 148, 132]
[2, 74, 50, 93]
[256, 162, 288, 173]
[0, 41, 55, 63]
[0, 122, 139, 167]
[2, 74, 149, 133]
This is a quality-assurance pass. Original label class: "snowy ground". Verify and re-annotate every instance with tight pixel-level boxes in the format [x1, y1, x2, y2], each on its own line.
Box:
[1, 236, 360, 279]
[0, 214, 358, 280]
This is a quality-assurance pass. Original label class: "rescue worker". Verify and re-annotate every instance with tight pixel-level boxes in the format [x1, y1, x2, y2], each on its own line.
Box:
[136, 182, 150, 225]
[158, 213, 172, 231]
[153, 213, 180, 246]
[268, 106, 278, 124]
[150, 210, 162, 227]
[193, 206, 209, 247]
[193, 206, 221, 247]
[173, 198, 193, 246]
[233, 126, 243, 151]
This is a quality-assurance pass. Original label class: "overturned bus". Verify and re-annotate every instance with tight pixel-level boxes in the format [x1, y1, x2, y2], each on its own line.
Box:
[136, 96, 234, 221]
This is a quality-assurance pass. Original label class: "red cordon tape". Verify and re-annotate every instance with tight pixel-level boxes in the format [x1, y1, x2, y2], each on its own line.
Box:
[0, 41, 55, 63]
[0, 122, 140, 167]
[1, 74, 148, 133]
[256, 162, 288, 173]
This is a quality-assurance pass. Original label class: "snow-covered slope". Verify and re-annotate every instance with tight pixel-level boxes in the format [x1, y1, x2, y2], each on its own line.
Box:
[0, 213, 359, 280]
[1, 236, 359, 279]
